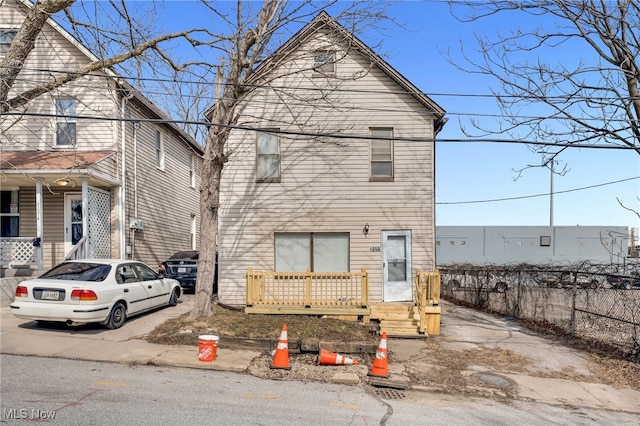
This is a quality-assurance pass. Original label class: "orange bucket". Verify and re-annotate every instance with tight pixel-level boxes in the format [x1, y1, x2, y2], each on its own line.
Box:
[198, 335, 219, 362]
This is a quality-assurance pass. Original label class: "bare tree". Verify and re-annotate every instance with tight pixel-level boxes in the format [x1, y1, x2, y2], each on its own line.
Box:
[2, 0, 392, 318]
[447, 0, 640, 174]
[190, 0, 391, 317]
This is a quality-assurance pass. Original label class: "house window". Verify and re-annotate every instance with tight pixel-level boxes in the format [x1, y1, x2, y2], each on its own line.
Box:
[190, 214, 196, 250]
[155, 130, 165, 169]
[189, 154, 195, 187]
[55, 98, 76, 146]
[540, 236, 551, 246]
[370, 128, 393, 180]
[0, 29, 17, 57]
[275, 233, 349, 272]
[313, 50, 335, 75]
[256, 131, 280, 181]
[1, 189, 19, 237]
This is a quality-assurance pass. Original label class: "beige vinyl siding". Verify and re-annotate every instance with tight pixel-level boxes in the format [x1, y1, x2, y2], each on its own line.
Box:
[2, 0, 118, 152]
[218, 34, 436, 305]
[119, 103, 202, 267]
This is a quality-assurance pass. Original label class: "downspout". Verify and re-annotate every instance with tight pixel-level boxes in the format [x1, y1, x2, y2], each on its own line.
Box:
[120, 91, 134, 259]
[131, 122, 139, 260]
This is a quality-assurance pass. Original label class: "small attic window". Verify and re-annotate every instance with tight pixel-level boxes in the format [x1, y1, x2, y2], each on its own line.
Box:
[314, 50, 335, 75]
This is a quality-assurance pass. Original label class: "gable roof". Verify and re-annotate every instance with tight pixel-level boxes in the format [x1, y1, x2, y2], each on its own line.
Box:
[13, 0, 204, 155]
[250, 11, 447, 134]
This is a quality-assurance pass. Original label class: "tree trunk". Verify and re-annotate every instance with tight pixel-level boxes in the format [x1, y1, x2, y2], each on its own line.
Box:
[191, 127, 225, 318]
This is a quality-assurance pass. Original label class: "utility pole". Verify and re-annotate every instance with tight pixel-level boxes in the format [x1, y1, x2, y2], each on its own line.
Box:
[549, 160, 554, 227]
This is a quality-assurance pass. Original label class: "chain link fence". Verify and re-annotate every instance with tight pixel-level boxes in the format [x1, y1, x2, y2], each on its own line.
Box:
[439, 262, 640, 362]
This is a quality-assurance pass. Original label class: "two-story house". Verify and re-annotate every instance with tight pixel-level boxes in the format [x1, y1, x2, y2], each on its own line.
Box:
[215, 12, 446, 313]
[1, 0, 203, 274]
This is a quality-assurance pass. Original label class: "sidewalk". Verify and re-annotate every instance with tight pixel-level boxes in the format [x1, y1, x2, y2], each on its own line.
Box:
[1, 295, 639, 414]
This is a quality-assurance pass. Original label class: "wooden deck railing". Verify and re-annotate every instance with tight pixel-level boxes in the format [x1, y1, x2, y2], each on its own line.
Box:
[414, 269, 441, 334]
[245, 267, 370, 316]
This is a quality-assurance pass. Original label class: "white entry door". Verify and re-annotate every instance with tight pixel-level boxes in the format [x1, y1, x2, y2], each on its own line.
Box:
[64, 193, 83, 255]
[382, 230, 412, 301]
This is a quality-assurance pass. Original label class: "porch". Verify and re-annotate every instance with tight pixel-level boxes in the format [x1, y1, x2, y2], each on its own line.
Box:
[1, 150, 117, 271]
[245, 268, 441, 336]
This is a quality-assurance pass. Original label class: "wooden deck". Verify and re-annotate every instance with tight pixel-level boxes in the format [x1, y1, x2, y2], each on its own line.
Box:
[244, 268, 441, 336]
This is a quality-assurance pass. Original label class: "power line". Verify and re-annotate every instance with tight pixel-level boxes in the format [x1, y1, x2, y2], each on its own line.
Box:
[2, 110, 639, 149]
[437, 176, 640, 205]
[4, 64, 640, 104]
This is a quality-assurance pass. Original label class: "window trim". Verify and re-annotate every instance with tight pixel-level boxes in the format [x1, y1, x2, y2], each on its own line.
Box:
[369, 127, 394, 181]
[256, 130, 281, 183]
[1, 188, 20, 237]
[190, 214, 197, 250]
[0, 29, 17, 57]
[189, 154, 195, 188]
[313, 50, 336, 76]
[274, 232, 350, 272]
[54, 98, 77, 147]
[155, 130, 165, 170]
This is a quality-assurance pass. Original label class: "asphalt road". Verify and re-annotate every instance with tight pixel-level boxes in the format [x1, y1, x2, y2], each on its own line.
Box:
[2, 354, 639, 425]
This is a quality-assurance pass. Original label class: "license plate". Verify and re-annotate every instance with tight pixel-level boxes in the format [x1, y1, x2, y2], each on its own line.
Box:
[41, 290, 60, 301]
[178, 267, 187, 273]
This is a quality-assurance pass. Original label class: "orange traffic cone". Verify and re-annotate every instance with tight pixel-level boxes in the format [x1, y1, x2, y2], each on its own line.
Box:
[367, 331, 389, 378]
[270, 324, 292, 370]
[318, 348, 359, 366]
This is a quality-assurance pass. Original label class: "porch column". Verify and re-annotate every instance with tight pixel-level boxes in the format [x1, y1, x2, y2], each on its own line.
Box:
[35, 178, 43, 269]
[81, 177, 88, 258]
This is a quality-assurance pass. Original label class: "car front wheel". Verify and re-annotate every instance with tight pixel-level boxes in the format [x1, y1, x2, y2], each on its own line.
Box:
[106, 302, 127, 329]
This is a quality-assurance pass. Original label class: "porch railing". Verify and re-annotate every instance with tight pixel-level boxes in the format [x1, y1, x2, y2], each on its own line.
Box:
[65, 236, 88, 260]
[0, 237, 38, 267]
[245, 267, 370, 316]
[414, 269, 441, 334]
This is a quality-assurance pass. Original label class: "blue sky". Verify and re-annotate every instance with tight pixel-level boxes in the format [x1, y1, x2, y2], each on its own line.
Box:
[155, 0, 640, 230]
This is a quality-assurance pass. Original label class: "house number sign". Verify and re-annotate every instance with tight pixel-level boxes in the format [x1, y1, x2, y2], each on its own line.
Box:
[369, 246, 381, 252]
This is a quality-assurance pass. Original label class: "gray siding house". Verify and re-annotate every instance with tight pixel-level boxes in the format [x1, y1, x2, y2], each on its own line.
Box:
[1, 0, 203, 273]
[215, 12, 446, 306]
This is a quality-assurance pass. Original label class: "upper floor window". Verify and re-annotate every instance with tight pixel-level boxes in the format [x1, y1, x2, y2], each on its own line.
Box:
[370, 128, 393, 180]
[1, 189, 19, 237]
[256, 131, 280, 182]
[313, 50, 335, 75]
[155, 130, 165, 170]
[55, 98, 76, 147]
[190, 214, 197, 250]
[0, 29, 17, 57]
[189, 154, 195, 187]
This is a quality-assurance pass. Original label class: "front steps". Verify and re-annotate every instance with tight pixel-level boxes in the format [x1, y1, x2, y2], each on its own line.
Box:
[370, 303, 421, 337]
[370, 303, 441, 337]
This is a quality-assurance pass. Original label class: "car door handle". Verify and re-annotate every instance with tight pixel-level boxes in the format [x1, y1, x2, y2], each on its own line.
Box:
[123, 288, 129, 293]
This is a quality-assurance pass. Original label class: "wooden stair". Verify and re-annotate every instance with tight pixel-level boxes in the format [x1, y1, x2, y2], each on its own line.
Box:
[370, 303, 423, 337]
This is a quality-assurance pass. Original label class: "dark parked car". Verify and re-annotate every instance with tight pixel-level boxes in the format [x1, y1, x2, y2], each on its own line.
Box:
[159, 251, 217, 293]
[605, 271, 640, 290]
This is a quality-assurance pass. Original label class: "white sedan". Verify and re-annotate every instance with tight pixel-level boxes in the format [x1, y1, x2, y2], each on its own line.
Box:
[10, 259, 182, 329]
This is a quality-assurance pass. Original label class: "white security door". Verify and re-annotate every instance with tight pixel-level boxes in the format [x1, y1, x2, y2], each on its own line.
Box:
[64, 193, 83, 255]
[382, 230, 412, 301]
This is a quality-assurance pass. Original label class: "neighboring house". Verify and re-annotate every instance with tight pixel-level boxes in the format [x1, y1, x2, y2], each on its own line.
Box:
[0, 0, 203, 274]
[215, 12, 446, 306]
[435, 226, 630, 266]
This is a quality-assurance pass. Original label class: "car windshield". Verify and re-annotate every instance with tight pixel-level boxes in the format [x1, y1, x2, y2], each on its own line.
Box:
[40, 262, 111, 282]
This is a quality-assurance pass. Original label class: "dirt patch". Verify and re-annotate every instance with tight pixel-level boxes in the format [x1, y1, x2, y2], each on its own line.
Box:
[145, 302, 378, 346]
[144, 302, 640, 397]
